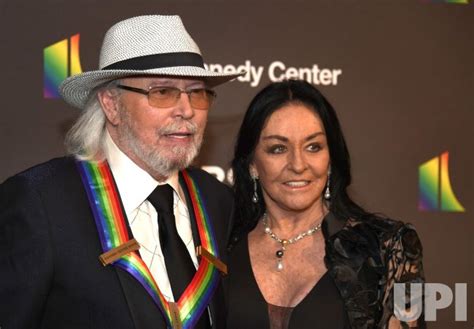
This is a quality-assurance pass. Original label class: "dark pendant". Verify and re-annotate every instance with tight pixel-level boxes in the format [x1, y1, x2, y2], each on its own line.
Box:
[276, 250, 284, 258]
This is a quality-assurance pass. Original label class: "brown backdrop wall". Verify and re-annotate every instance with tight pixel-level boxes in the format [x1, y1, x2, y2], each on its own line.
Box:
[0, 0, 472, 327]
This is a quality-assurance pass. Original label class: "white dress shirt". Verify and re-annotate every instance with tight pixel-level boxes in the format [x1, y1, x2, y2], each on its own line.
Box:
[104, 132, 198, 302]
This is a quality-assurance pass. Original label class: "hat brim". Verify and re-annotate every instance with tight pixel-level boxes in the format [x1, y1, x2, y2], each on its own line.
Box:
[59, 66, 242, 109]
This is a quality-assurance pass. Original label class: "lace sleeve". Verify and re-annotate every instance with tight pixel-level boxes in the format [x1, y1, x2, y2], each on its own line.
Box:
[381, 223, 426, 329]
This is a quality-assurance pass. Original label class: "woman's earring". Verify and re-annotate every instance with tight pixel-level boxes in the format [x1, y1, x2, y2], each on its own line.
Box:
[251, 175, 259, 203]
[324, 169, 331, 200]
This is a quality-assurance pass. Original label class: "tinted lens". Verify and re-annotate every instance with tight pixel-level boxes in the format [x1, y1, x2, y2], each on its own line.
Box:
[188, 89, 216, 110]
[147, 87, 216, 109]
[148, 87, 181, 108]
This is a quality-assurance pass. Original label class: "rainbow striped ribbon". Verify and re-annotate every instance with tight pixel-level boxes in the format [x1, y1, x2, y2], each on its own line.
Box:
[76, 160, 221, 328]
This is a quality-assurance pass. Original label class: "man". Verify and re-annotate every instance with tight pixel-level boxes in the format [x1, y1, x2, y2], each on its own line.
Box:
[0, 15, 240, 329]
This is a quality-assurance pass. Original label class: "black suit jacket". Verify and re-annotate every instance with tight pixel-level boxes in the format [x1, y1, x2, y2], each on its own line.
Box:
[0, 157, 233, 329]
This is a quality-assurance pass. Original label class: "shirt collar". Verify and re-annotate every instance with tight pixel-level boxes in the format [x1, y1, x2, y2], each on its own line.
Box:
[104, 131, 182, 216]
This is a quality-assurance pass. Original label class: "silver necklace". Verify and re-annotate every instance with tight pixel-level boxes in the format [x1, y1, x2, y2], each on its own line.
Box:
[262, 212, 324, 271]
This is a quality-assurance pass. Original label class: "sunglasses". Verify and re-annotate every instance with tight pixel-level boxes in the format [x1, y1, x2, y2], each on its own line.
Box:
[116, 84, 217, 110]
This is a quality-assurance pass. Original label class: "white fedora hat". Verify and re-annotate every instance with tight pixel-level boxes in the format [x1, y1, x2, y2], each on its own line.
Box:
[59, 15, 242, 109]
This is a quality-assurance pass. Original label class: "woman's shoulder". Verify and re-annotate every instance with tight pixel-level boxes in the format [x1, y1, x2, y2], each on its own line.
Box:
[329, 213, 423, 263]
[346, 214, 420, 246]
[325, 213, 425, 328]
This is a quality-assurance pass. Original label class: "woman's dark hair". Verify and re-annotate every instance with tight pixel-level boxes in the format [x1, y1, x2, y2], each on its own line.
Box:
[231, 79, 369, 241]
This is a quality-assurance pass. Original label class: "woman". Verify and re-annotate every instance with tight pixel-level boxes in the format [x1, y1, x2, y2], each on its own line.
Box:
[226, 80, 424, 329]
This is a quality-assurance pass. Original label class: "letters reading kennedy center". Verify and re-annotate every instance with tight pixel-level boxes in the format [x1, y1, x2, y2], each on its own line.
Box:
[204, 60, 342, 87]
[43, 34, 341, 93]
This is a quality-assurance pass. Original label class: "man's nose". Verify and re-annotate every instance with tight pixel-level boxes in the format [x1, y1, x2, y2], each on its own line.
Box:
[173, 92, 195, 119]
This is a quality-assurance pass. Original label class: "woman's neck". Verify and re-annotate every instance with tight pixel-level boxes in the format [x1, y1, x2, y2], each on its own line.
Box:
[264, 203, 327, 237]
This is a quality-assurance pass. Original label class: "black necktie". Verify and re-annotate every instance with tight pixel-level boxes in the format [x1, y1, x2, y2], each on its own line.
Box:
[148, 184, 210, 328]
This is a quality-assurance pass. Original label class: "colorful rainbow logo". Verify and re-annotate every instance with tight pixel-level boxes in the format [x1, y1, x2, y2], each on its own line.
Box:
[418, 152, 465, 212]
[43, 34, 83, 98]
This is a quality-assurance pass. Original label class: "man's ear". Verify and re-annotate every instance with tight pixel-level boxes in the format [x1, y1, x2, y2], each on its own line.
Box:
[98, 89, 121, 126]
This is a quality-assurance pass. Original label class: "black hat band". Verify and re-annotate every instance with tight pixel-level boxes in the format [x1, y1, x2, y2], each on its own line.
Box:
[102, 52, 204, 70]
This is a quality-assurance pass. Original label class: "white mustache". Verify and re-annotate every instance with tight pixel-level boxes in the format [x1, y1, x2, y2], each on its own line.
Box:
[158, 120, 197, 135]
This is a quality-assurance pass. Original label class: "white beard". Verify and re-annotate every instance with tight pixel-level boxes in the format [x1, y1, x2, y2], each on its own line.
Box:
[117, 105, 203, 178]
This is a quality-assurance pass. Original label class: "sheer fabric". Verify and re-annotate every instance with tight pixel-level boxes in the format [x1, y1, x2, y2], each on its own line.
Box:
[226, 235, 350, 329]
[267, 304, 292, 329]
[227, 212, 425, 329]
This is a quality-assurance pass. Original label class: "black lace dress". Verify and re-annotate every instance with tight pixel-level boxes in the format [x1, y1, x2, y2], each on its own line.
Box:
[226, 212, 426, 329]
[226, 234, 350, 329]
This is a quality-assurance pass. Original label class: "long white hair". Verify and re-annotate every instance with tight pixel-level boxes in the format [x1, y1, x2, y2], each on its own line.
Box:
[64, 82, 120, 160]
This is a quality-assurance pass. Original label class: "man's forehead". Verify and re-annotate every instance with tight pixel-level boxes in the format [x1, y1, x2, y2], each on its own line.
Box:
[119, 76, 206, 87]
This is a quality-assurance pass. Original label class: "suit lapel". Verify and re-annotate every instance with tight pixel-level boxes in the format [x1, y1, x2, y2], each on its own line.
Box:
[80, 162, 225, 329]
[111, 177, 169, 328]
[77, 161, 168, 328]
[178, 170, 223, 328]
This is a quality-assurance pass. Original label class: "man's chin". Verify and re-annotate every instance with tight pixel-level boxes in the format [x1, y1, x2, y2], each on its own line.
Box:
[146, 149, 198, 174]
[162, 146, 197, 162]
[164, 156, 192, 170]
[125, 136, 201, 176]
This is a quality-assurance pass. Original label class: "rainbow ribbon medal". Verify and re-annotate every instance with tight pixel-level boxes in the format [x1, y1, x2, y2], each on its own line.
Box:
[77, 160, 222, 329]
